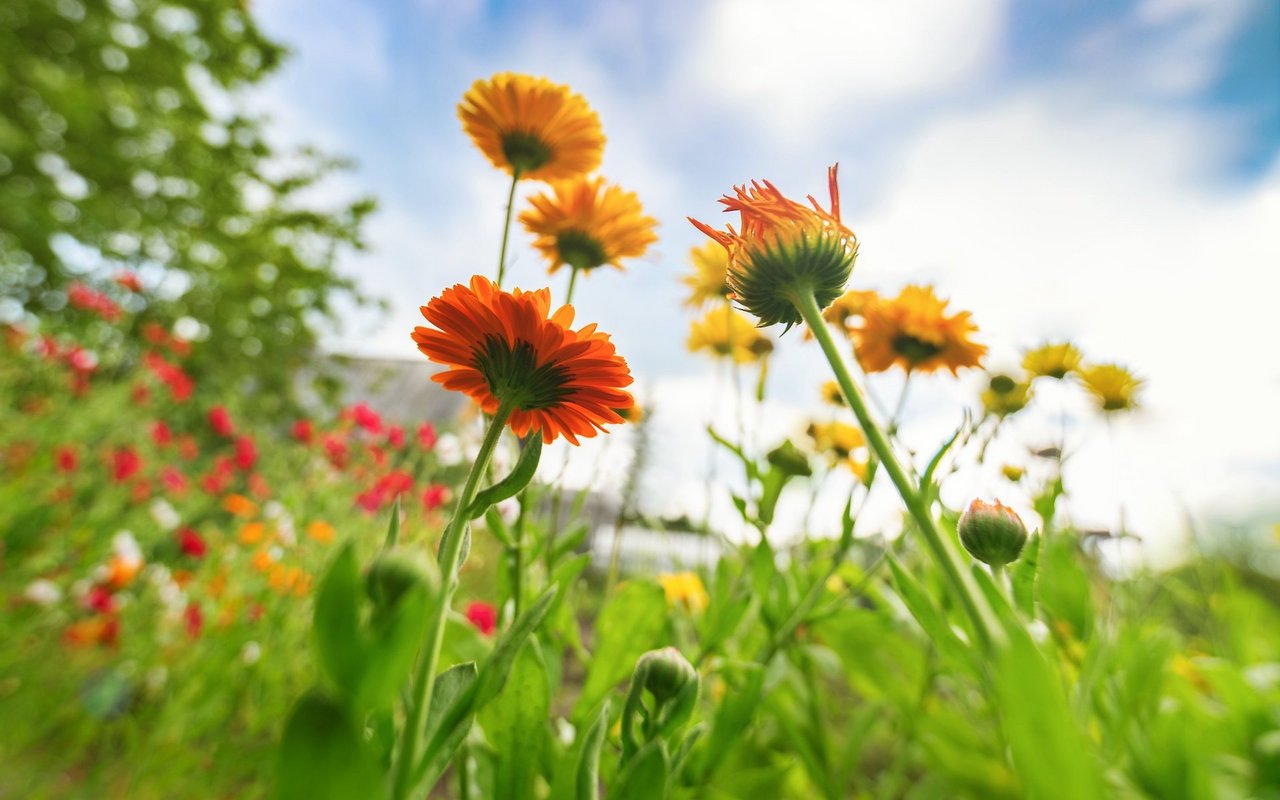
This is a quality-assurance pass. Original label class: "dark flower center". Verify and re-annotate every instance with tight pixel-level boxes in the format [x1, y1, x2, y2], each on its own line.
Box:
[555, 230, 608, 271]
[892, 334, 943, 364]
[474, 336, 570, 410]
[989, 374, 1017, 395]
[501, 131, 552, 174]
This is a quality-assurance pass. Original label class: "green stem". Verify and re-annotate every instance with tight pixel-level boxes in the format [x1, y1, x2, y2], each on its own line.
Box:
[565, 265, 580, 304]
[511, 491, 525, 620]
[391, 402, 514, 800]
[496, 170, 521, 288]
[792, 289, 994, 650]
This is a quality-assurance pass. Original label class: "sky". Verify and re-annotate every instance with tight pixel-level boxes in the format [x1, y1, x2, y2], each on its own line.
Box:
[248, 0, 1279, 561]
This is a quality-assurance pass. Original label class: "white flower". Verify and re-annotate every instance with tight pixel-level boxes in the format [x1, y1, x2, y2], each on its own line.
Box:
[435, 433, 463, 466]
[24, 579, 62, 606]
[275, 517, 297, 546]
[149, 498, 181, 531]
[263, 500, 286, 520]
[112, 530, 142, 561]
[241, 641, 262, 666]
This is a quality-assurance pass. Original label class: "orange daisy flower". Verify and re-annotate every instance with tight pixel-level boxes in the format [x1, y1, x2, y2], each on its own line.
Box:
[519, 176, 657, 273]
[411, 276, 634, 444]
[458, 73, 604, 181]
[690, 165, 857, 327]
[853, 285, 986, 375]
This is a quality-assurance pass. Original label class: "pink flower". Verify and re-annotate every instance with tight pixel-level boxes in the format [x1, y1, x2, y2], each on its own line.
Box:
[208, 406, 234, 438]
[234, 436, 258, 471]
[292, 419, 314, 444]
[417, 423, 437, 451]
[346, 403, 383, 435]
[387, 425, 406, 450]
[465, 601, 497, 636]
[160, 466, 188, 494]
[421, 484, 450, 512]
[151, 421, 172, 447]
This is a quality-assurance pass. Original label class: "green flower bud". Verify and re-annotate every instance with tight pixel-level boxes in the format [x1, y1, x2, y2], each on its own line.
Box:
[636, 647, 697, 702]
[958, 499, 1028, 567]
[767, 440, 812, 478]
[365, 551, 437, 611]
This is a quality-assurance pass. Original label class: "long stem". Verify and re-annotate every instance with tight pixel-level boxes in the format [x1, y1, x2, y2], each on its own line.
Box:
[792, 289, 994, 650]
[565, 266, 580, 304]
[495, 170, 521, 288]
[391, 402, 513, 800]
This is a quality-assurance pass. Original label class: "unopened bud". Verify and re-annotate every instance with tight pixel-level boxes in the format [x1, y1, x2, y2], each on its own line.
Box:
[958, 499, 1028, 567]
[636, 647, 697, 702]
[365, 551, 437, 610]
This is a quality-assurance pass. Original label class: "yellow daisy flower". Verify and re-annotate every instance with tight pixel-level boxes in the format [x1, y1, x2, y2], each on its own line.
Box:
[1023, 342, 1083, 380]
[981, 373, 1033, 417]
[820, 380, 845, 406]
[806, 420, 868, 477]
[1079, 363, 1143, 412]
[687, 305, 773, 364]
[853, 284, 986, 375]
[519, 175, 658, 273]
[682, 241, 731, 307]
[457, 73, 604, 181]
[658, 572, 710, 614]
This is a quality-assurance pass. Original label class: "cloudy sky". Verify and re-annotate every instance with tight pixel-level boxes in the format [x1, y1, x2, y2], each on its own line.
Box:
[249, 0, 1278, 559]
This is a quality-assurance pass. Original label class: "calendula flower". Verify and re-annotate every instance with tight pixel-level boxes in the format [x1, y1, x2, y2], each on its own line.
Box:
[412, 276, 634, 445]
[616, 402, 645, 423]
[823, 289, 878, 331]
[1022, 342, 1083, 380]
[306, 520, 335, 544]
[820, 380, 845, 406]
[1079, 363, 1143, 413]
[686, 305, 773, 364]
[682, 241, 731, 307]
[981, 373, 1032, 417]
[853, 284, 986, 375]
[690, 165, 857, 328]
[657, 572, 710, 614]
[458, 73, 604, 181]
[519, 176, 657, 273]
[222, 494, 258, 518]
[806, 420, 868, 477]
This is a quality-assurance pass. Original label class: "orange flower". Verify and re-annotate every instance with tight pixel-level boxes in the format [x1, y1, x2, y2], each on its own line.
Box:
[105, 555, 142, 590]
[306, 520, 336, 544]
[238, 522, 267, 545]
[519, 176, 657, 273]
[853, 285, 986, 375]
[222, 494, 258, 518]
[411, 276, 634, 444]
[458, 73, 604, 181]
[250, 549, 274, 573]
[690, 165, 857, 327]
[269, 564, 301, 594]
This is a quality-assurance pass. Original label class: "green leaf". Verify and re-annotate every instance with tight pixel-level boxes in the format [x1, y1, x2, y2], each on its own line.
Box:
[415, 662, 480, 792]
[573, 581, 668, 719]
[383, 495, 401, 550]
[920, 417, 967, 501]
[1011, 533, 1042, 616]
[694, 662, 764, 783]
[354, 580, 430, 709]
[313, 540, 364, 698]
[887, 556, 978, 675]
[611, 740, 669, 800]
[474, 585, 558, 707]
[470, 435, 543, 518]
[480, 640, 551, 800]
[276, 693, 381, 800]
[575, 701, 611, 800]
[484, 505, 515, 548]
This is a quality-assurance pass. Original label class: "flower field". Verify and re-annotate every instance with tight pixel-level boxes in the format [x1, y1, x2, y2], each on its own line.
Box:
[3, 2, 1279, 799]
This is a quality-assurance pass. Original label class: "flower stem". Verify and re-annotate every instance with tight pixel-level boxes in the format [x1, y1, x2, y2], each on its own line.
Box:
[391, 402, 513, 800]
[792, 288, 994, 650]
[565, 265, 580, 304]
[496, 170, 521, 288]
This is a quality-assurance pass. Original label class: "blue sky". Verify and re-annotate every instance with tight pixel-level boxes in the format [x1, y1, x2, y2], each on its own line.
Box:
[251, 0, 1279, 557]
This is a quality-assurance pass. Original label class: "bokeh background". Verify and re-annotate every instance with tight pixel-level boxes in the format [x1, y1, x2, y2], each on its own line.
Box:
[245, 0, 1279, 559]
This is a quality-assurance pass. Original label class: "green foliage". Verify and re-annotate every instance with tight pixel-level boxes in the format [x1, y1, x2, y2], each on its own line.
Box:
[573, 580, 668, 719]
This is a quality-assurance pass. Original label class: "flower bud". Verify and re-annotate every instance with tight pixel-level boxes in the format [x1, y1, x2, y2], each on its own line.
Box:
[767, 440, 812, 478]
[958, 499, 1028, 567]
[636, 647, 697, 702]
[365, 551, 438, 611]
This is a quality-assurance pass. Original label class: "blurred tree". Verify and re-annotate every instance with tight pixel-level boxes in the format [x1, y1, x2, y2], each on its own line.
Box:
[0, 0, 375, 410]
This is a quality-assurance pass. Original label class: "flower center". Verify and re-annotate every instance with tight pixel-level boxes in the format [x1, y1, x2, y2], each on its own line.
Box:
[501, 131, 552, 174]
[474, 336, 571, 410]
[989, 374, 1017, 395]
[892, 334, 943, 364]
[555, 230, 608, 271]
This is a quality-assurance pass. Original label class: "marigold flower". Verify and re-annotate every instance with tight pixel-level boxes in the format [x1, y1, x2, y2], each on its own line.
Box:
[250, 548, 274, 573]
[306, 520, 336, 544]
[853, 285, 986, 375]
[690, 165, 857, 328]
[458, 73, 604, 181]
[519, 176, 657, 274]
[412, 275, 634, 445]
[657, 572, 710, 614]
[1078, 363, 1143, 413]
[238, 522, 267, 545]
[465, 600, 498, 636]
[686, 305, 773, 364]
[1023, 342, 1083, 380]
[222, 494, 258, 518]
[681, 241, 731, 308]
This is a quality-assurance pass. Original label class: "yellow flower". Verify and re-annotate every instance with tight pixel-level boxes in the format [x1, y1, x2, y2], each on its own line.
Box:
[1002, 464, 1025, 482]
[1079, 363, 1143, 412]
[615, 402, 645, 424]
[457, 73, 604, 181]
[520, 176, 657, 274]
[682, 241, 731, 307]
[687, 305, 773, 364]
[1023, 342, 1083, 380]
[853, 284, 986, 375]
[820, 380, 845, 406]
[824, 289, 878, 330]
[981, 373, 1032, 417]
[658, 572, 709, 614]
[806, 420, 868, 477]
[306, 520, 336, 544]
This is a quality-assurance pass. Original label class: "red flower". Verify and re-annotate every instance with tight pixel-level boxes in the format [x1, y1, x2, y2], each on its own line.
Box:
[177, 435, 199, 461]
[67, 282, 121, 321]
[160, 466, 188, 494]
[323, 435, 348, 469]
[421, 484, 450, 512]
[291, 419, 313, 444]
[417, 423, 437, 450]
[355, 487, 387, 513]
[151, 421, 173, 447]
[114, 271, 142, 292]
[65, 347, 96, 374]
[387, 425, 406, 450]
[55, 446, 78, 472]
[130, 479, 153, 504]
[234, 436, 257, 471]
[111, 447, 142, 482]
[248, 472, 271, 499]
[86, 586, 117, 614]
[347, 403, 383, 435]
[177, 527, 207, 558]
[143, 352, 194, 401]
[464, 601, 497, 636]
[131, 383, 151, 406]
[379, 470, 414, 496]
[143, 323, 169, 346]
[184, 602, 204, 639]
[208, 406, 234, 437]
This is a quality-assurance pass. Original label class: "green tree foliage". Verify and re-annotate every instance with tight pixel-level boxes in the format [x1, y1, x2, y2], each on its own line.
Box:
[0, 0, 374, 409]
